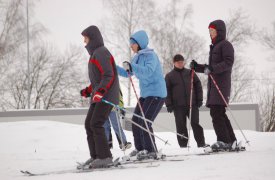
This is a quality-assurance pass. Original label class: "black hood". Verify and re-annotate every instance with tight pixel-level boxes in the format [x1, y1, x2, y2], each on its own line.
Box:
[81, 25, 104, 55]
[209, 20, 226, 44]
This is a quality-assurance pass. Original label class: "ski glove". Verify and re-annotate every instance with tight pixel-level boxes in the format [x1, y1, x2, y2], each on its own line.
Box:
[80, 86, 92, 98]
[93, 91, 103, 102]
[189, 60, 198, 70]
[167, 106, 174, 113]
[204, 65, 213, 75]
[123, 61, 132, 73]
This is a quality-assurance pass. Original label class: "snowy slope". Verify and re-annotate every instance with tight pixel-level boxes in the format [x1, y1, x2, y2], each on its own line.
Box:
[0, 121, 274, 180]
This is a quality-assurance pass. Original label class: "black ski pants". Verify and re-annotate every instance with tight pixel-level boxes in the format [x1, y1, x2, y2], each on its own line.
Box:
[85, 102, 113, 159]
[209, 105, 237, 144]
[173, 106, 205, 147]
[132, 97, 165, 153]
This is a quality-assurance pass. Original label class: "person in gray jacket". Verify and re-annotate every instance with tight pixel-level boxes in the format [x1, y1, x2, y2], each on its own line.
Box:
[165, 54, 206, 148]
[79, 25, 120, 169]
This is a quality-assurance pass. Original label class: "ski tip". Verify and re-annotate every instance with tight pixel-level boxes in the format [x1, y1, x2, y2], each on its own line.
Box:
[20, 170, 34, 176]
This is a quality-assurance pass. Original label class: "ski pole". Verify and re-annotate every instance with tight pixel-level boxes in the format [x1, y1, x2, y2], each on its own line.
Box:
[102, 100, 170, 145]
[138, 114, 188, 140]
[102, 99, 187, 139]
[103, 99, 187, 139]
[123, 116, 170, 145]
[127, 73, 158, 153]
[209, 74, 250, 145]
[187, 69, 195, 150]
[114, 108, 126, 153]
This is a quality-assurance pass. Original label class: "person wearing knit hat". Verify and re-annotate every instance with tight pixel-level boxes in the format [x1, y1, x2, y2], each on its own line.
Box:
[165, 54, 207, 148]
[189, 20, 237, 149]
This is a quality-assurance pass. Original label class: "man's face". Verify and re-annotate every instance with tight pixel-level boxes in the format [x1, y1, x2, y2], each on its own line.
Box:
[84, 36, 90, 45]
[209, 27, 217, 40]
[174, 61, 185, 69]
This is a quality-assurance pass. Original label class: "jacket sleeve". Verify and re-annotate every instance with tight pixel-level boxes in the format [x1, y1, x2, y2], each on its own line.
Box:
[87, 84, 93, 93]
[131, 54, 157, 79]
[91, 53, 115, 95]
[194, 64, 205, 73]
[116, 65, 129, 78]
[212, 42, 234, 74]
[194, 73, 203, 103]
[164, 74, 173, 107]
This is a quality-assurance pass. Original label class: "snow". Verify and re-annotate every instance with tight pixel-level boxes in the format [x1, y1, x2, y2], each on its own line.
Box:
[0, 120, 275, 180]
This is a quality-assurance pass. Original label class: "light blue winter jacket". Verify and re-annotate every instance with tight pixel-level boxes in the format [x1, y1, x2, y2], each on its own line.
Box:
[117, 30, 167, 98]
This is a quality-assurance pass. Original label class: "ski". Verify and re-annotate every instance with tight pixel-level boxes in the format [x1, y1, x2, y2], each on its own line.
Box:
[21, 158, 129, 176]
[165, 148, 246, 158]
[20, 157, 162, 176]
[203, 141, 246, 154]
[120, 154, 185, 165]
[165, 141, 246, 157]
[20, 165, 129, 176]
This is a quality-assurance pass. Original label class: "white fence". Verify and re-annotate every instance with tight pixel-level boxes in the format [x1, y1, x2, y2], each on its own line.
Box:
[0, 104, 261, 131]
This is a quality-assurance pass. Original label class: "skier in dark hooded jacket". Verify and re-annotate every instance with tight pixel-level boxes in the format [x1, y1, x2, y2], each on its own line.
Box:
[190, 20, 237, 147]
[79, 25, 120, 168]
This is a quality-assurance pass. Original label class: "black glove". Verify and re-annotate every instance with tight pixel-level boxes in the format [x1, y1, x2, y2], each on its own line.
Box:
[123, 61, 132, 72]
[189, 60, 198, 70]
[167, 106, 174, 113]
[197, 101, 203, 108]
[80, 87, 91, 98]
[204, 64, 213, 75]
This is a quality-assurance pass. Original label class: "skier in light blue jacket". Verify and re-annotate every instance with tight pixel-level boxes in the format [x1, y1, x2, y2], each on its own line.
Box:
[117, 30, 167, 158]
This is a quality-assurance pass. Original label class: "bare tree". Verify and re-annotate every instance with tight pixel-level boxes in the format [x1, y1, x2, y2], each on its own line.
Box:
[0, 0, 26, 58]
[41, 46, 86, 109]
[261, 22, 275, 49]
[225, 9, 256, 102]
[0, 44, 86, 110]
[0, 0, 44, 60]
[149, 0, 206, 74]
[0, 0, 87, 111]
[256, 22, 275, 131]
[0, 0, 27, 83]
[256, 79, 275, 132]
[102, 0, 156, 106]
[0, 0, 46, 110]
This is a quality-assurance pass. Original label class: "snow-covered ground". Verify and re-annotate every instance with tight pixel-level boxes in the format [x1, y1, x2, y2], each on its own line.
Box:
[0, 121, 274, 180]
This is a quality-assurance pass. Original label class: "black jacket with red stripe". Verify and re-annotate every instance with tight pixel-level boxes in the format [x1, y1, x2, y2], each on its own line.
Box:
[82, 25, 119, 105]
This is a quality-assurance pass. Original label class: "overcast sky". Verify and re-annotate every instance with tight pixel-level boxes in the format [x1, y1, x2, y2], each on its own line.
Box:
[33, 0, 275, 78]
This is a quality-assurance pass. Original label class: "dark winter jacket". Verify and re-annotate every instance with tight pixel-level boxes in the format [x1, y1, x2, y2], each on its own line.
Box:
[82, 25, 119, 105]
[196, 20, 234, 107]
[165, 67, 203, 108]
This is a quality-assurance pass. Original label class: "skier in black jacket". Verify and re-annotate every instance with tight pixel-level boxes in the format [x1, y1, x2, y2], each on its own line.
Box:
[190, 20, 237, 147]
[79, 25, 120, 169]
[165, 54, 206, 148]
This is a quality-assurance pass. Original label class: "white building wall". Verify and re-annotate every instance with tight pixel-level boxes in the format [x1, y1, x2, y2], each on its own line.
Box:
[0, 104, 261, 131]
